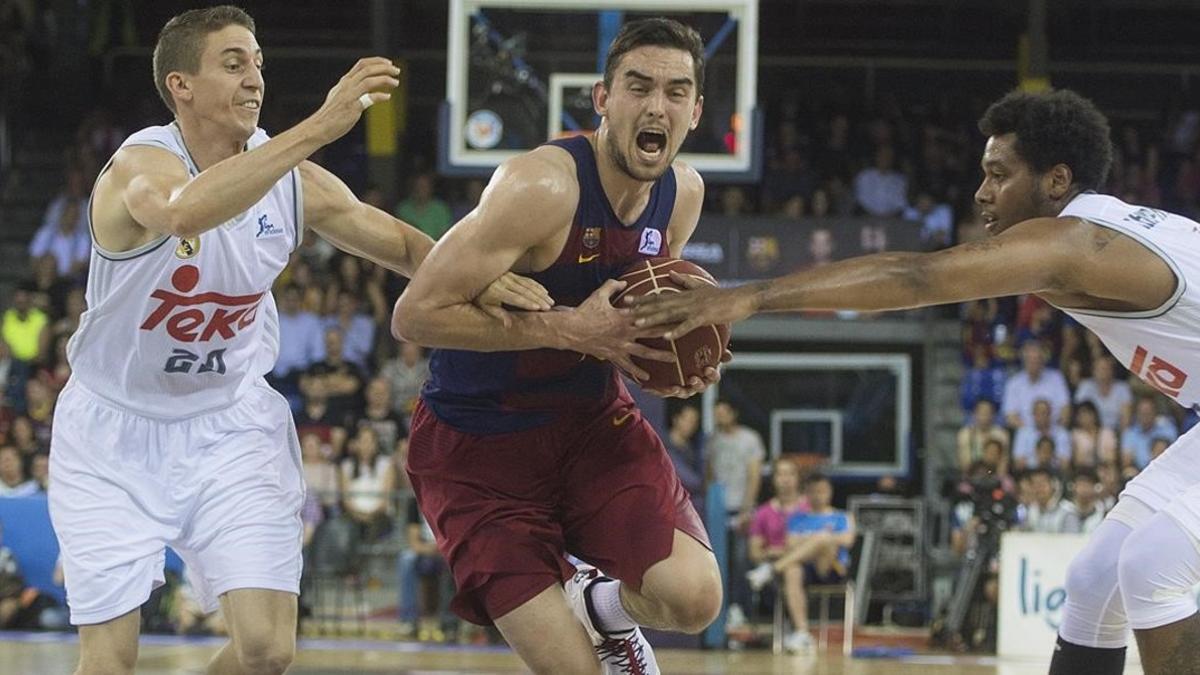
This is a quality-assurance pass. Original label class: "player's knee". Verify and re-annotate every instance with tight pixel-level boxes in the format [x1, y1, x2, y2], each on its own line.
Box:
[668, 571, 723, 634]
[234, 633, 295, 675]
[1065, 544, 1119, 605]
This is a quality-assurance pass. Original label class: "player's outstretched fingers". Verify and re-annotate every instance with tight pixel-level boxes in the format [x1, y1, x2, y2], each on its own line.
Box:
[668, 269, 714, 289]
[629, 342, 676, 363]
[617, 358, 650, 383]
[663, 317, 704, 341]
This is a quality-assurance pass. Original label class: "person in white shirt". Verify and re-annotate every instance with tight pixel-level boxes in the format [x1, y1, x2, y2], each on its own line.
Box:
[1022, 468, 1068, 534]
[1074, 356, 1133, 430]
[632, 88, 1200, 674]
[29, 165, 91, 278]
[853, 145, 908, 217]
[1002, 340, 1071, 428]
[1012, 399, 1072, 471]
[49, 7, 550, 675]
[1121, 396, 1179, 470]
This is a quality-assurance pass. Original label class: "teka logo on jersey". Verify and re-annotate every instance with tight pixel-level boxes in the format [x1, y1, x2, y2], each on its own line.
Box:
[139, 265, 264, 342]
[256, 214, 282, 238]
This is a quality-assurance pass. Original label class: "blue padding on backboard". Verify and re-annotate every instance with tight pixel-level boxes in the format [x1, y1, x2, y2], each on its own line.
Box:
[702, 482, 727, 648]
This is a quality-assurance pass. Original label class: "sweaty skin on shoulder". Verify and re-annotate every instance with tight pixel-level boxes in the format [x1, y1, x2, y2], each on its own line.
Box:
[392, 145, 676, 380]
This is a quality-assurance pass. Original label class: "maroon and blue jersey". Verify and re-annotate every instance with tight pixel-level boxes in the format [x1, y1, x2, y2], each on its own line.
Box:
[421, 135, 678, 434]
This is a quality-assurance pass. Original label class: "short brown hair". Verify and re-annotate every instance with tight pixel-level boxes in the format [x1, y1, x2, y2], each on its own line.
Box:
[603, 18, 705, 98]
[152, 5, 256, 113]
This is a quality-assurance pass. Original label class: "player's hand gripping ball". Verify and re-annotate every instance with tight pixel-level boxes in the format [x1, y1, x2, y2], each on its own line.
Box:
[614, 258, 731, 390]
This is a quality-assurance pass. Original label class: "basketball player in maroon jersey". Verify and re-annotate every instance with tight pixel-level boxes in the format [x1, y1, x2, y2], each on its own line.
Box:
[394, 18, 725, 675]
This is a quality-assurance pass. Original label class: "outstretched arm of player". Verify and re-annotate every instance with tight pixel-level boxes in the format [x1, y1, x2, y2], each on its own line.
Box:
[300, 160, 552, 313]
[392, 148, 674, 380]
[632, 217, 1090, 339]
[110, 58, 399, 242]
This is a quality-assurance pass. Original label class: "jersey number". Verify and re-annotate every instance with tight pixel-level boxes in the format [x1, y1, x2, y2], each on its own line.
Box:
[164, 348, 228, 375]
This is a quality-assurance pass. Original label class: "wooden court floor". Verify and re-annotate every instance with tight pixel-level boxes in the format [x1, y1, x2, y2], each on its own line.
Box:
[0, 631, 1129, 674]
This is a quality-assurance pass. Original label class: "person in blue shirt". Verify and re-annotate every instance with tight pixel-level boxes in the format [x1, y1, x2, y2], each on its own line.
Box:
[746, 472, 855, 652]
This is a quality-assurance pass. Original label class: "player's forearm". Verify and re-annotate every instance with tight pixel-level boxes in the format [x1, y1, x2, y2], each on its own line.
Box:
[392, 298, 573, 352]
[152, 121, 325, 237]
[747, 251, 963, 313]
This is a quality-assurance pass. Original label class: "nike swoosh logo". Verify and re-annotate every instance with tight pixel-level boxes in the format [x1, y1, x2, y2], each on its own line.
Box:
[578, 253, 600, 263]
[612, 411, 635, 426]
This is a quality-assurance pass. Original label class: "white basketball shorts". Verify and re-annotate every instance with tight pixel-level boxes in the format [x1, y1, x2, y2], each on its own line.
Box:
[1112, 419, 1200, 537]
[49, 378, 304, 625]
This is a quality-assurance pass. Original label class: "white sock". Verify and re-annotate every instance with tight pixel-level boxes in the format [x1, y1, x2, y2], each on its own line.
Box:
[587, 579, 637, 635]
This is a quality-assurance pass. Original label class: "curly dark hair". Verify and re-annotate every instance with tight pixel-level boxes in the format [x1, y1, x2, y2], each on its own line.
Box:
[977, 89, 1113, 193]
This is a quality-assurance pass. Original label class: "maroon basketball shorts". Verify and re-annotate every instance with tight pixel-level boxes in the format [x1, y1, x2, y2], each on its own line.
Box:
[406, 395, 711, 625]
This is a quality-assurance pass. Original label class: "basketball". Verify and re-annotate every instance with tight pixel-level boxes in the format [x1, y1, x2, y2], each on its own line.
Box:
[614, 257, 731, 390]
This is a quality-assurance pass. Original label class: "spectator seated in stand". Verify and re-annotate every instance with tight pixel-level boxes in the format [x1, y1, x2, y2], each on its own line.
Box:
[747, 473, 854, 654]
[956, 400, 1009, 474]
[2, 283, 50, 365]
[853, 144, 908, 217]
[0, 445, 36, 497]
[398, 499, 455, 642]
[339, 425, 394, 543]
[29, 164, 90, 279]
[394, 172, 453, 241]
[272, 283, 326, 409]
[746, 456, 811, 652]
[1121, 395, 1179, 470]
[1002, 340, 1071, 429]
[1020, 468, 1067, 534]
[379, 340, 429, 421]
[1073, 356, 1133, 431]
[301, 328, 365, 428]
[663, 405, 705, 514]
[324, 289, 376, 371]
[1011, 399, 1072, 472]
[1069, 400, 1119, 470]
[1061, 469, 1106, 534]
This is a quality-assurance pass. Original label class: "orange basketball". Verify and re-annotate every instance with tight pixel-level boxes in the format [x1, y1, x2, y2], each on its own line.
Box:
[614, 258, 731, 390]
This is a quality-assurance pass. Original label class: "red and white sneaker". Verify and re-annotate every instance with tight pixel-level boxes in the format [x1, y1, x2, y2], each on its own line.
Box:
[565, 565, 660, 675]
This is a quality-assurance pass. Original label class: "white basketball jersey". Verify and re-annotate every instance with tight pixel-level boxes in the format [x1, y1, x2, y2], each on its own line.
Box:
[1055, 193, 1200, 408]
[67, 123, 303, 418]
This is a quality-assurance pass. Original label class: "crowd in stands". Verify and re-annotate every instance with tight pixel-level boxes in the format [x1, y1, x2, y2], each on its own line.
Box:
[2, 68, 1199, 645]
[953, 291, 1192, 541]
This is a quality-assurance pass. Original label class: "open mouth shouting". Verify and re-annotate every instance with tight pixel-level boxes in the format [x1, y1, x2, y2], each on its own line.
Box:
[635, 128, 668, 163]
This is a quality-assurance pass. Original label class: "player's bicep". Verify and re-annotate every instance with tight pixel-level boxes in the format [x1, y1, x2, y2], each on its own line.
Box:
[402, 154, 574, 308]
[111, 146, 192, 236]
[298, 161, 411, 270]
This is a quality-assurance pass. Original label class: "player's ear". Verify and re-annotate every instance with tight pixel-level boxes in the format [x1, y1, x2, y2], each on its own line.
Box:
[689, 94, 704, 131]
[592, 80, 609, 117]
[166, 71, 193, 106]
[1046, 163, 1073, 201]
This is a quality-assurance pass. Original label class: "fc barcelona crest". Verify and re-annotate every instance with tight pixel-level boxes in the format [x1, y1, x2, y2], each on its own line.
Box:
[175, 236, 200, 259]
[582, 227, 602, 249]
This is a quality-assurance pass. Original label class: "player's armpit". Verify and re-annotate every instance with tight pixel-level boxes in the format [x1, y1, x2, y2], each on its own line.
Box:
[299, 160, 430, 277]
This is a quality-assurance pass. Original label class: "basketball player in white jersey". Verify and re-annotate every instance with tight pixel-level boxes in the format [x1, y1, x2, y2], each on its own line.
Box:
[633, 89, 1200, 675]
[51, 7, 551, 675]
